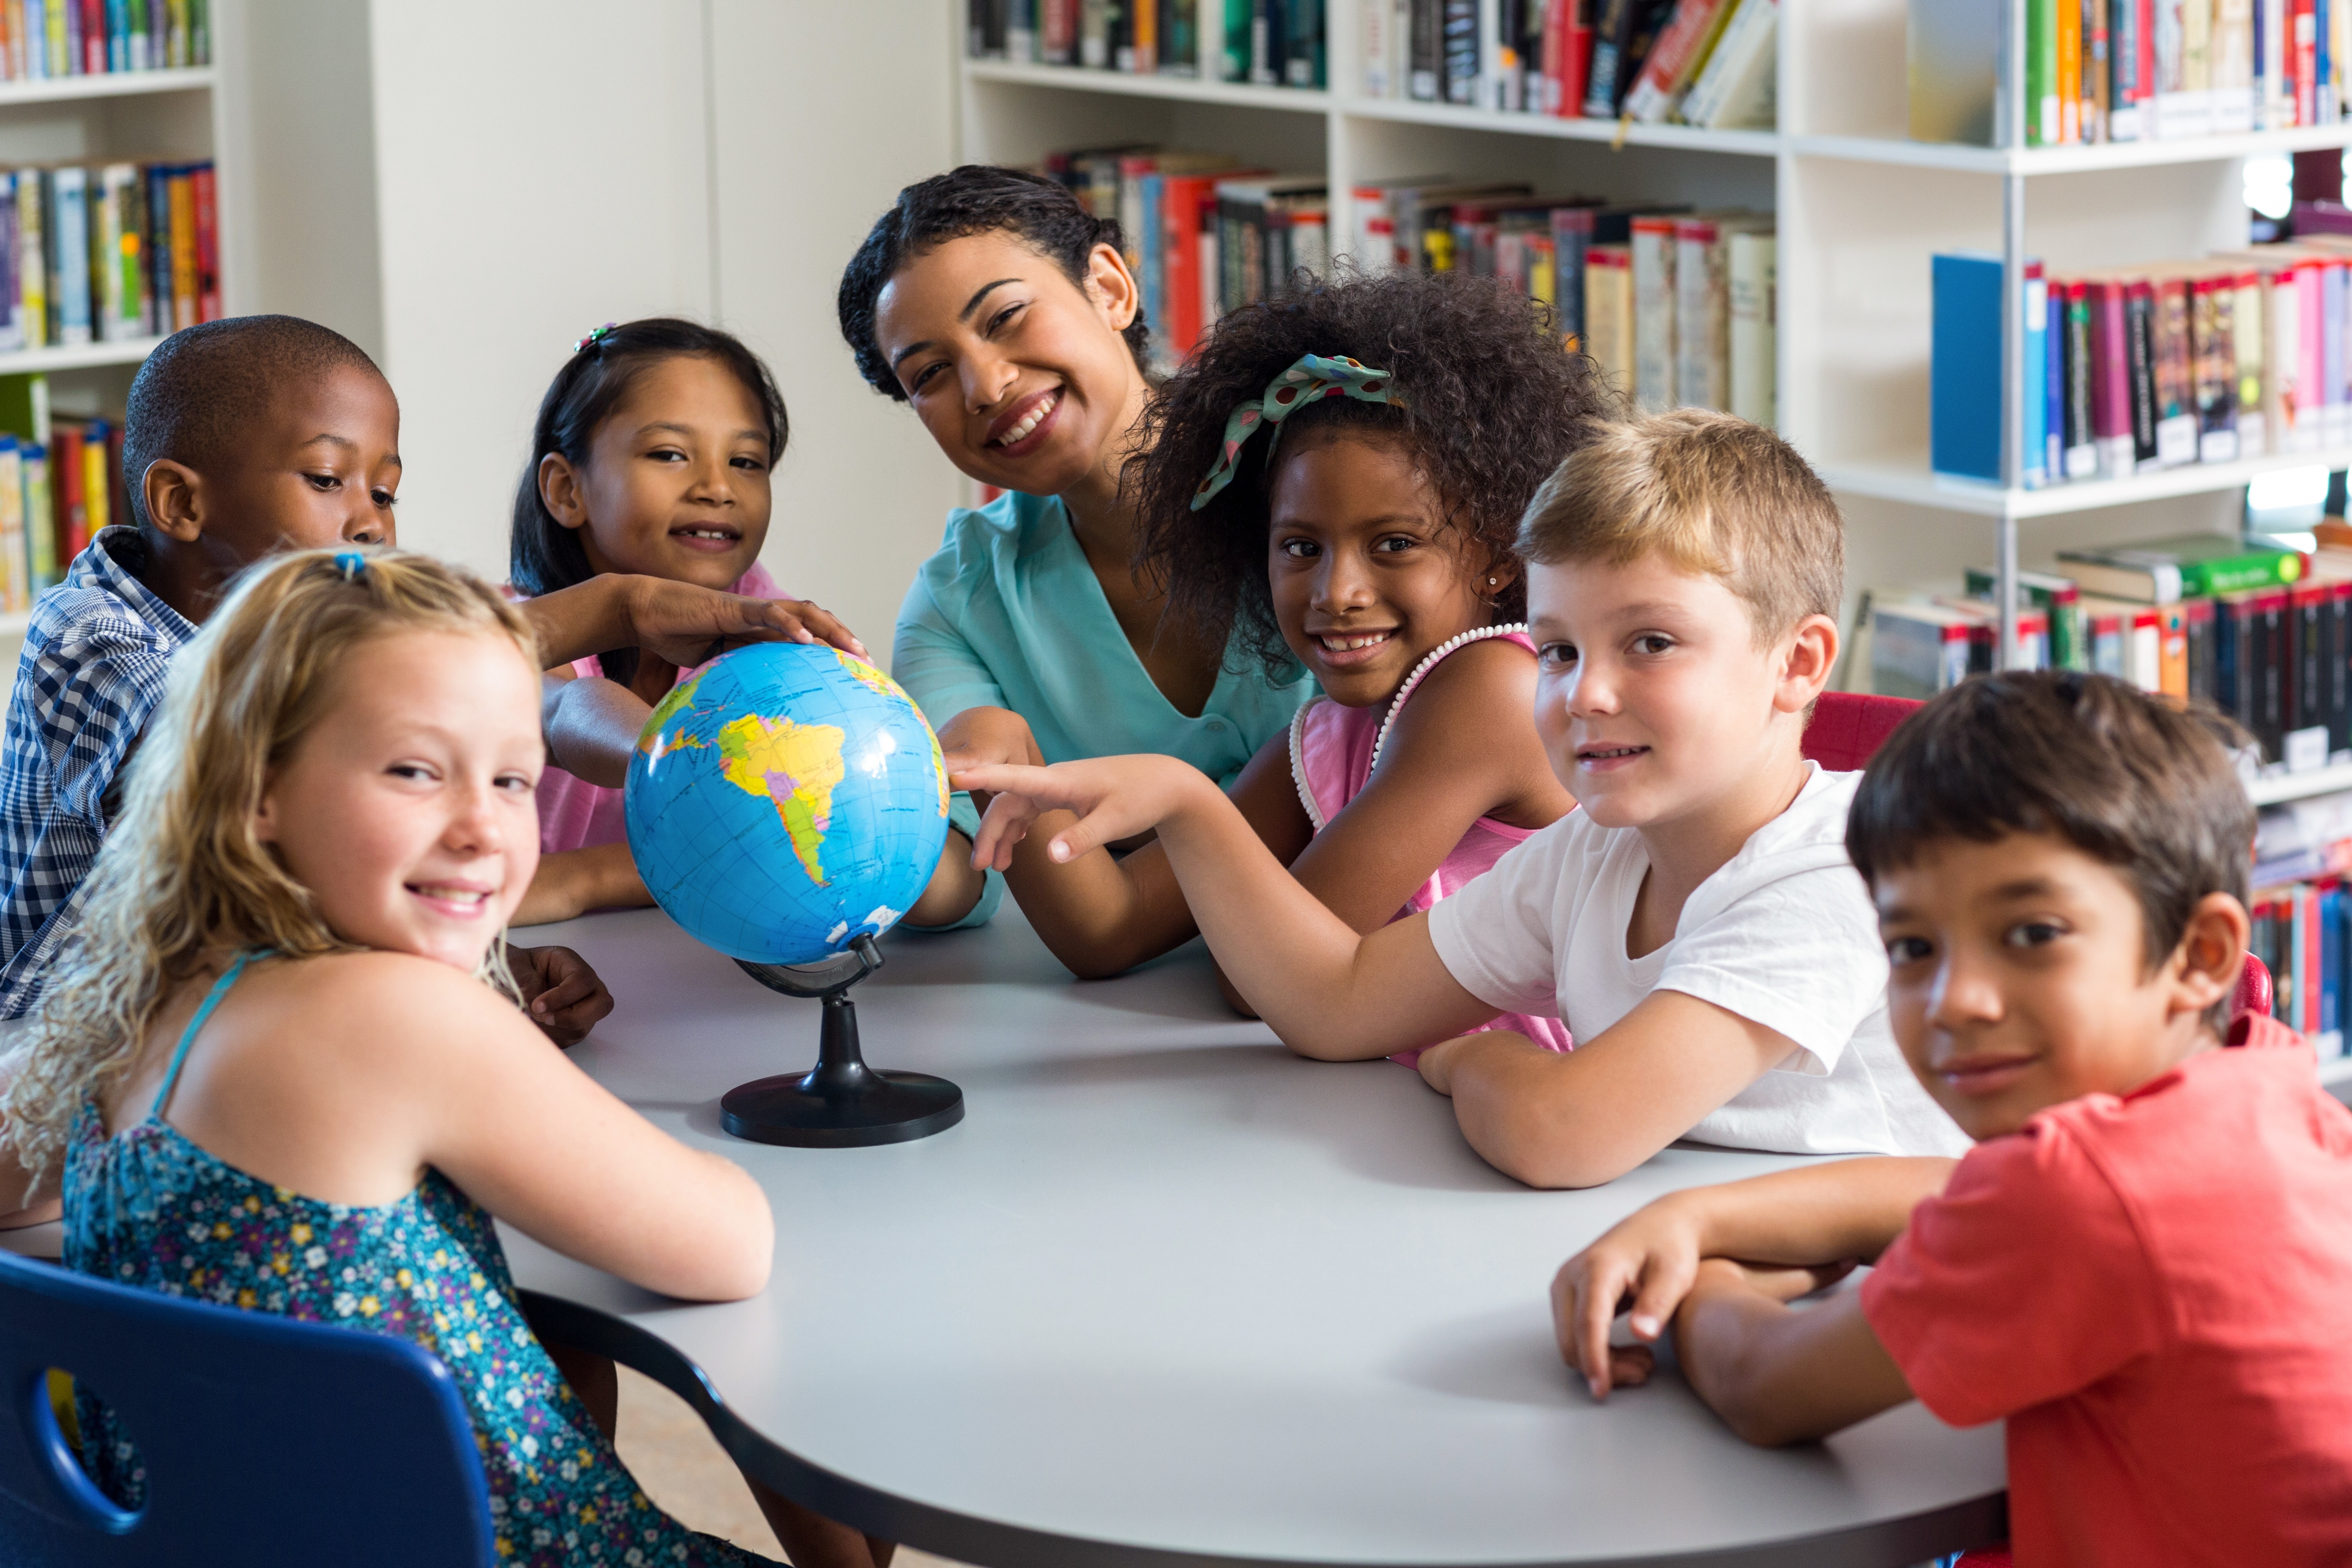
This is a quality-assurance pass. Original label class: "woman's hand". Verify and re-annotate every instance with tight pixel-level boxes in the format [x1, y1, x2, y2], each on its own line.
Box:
[952, 755, 1218, 872]
[935, 707, 1045, 812]
[617, 577, 866, 666]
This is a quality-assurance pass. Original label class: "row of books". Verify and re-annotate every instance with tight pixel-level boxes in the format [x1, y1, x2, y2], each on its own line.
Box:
[967, 0, 1327, 87]
[1357, 0, 1775, 130]
[0, 371, 123, 612]
[2246, 782, 2352, 1056]
[1931, 237, 2352, 489]
[1346, 183, 1775, 422]
[0, 158, 219, 352]
[2014, 0, 2352, 146]
[1864, 532, 2352, 771]
[1043, 148, 1779, 421]
[2246, 873, 2349, 1058]
[0, 0, 207, 80]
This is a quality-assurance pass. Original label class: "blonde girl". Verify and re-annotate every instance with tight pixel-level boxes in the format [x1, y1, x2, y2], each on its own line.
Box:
[0, 549, 889, 1568]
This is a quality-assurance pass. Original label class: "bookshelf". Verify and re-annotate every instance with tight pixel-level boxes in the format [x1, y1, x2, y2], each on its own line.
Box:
[956, 2, 2352, 814]
[0, 31, 230, 657]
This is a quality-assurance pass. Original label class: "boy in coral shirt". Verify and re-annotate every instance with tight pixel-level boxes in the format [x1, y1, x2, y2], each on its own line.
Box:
[1552, 670, 2352, 1567]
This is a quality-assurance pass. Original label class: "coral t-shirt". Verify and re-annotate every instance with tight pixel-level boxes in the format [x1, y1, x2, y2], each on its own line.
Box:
[535, 562, 784, 855]
[1860, 1014, 2352, 1567]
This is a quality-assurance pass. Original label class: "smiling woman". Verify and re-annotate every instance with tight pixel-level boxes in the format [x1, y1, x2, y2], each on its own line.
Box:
[837, 167, 1318, 928]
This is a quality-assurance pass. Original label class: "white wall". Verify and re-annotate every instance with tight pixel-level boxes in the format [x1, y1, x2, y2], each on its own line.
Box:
[234, 0, 964, 662]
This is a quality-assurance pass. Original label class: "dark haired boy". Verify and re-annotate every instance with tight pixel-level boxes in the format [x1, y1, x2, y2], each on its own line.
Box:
[0, 316, 841, 1036]
[1554, 672, 2352, 1566]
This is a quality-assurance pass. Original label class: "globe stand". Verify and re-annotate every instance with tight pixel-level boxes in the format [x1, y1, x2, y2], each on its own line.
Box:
[721, 936, 964, 1148]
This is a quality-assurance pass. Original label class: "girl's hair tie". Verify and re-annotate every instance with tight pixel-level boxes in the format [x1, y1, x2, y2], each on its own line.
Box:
[572, 321, 619, 354]
[1190, 353, 1404, 511]
[333, 550, 368, 581]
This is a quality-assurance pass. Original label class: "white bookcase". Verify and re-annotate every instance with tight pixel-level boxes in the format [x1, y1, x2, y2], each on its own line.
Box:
[0, 55, 230, 641]
[956, 0, 2352, 811]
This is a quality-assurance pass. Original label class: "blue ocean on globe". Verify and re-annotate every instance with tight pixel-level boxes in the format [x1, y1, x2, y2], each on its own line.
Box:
[623, 642, 953, 965]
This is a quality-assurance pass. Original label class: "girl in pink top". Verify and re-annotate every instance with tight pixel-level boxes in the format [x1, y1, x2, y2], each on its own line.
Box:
[510, 319, 986, 935]
[1290, 624, 1574, 1059]
[963, 272, 1608, 1062]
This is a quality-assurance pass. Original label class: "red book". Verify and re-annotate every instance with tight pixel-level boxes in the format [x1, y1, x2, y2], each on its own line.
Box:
[192, 164, 220, 322]
[81, 0, 102, 73]
[1158, 173, 1223, 360]
[50, 423, 85, 562]
[1551, 0, 1592, 119]
[2089, 277, 2132, 477]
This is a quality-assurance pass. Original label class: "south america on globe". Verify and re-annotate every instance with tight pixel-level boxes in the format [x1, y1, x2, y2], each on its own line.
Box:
[624, 642, 952, 965]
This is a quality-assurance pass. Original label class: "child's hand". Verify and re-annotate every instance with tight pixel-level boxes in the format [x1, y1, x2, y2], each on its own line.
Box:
[952, 755, 1215, 872]
[619, 577, 868, 665]
[508, 944, 616, 1049]
[1552, 1195, 1710, 1401]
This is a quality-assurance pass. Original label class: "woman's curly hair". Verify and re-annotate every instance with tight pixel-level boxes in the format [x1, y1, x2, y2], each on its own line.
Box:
[1131, 270, 1619, 676]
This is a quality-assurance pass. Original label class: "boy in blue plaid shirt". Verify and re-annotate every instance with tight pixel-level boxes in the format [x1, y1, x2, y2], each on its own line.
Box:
[0, 316, 850, 1036]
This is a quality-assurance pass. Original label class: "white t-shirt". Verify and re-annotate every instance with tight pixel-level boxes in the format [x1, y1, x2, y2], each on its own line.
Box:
[1427, 764, 1969, 1158]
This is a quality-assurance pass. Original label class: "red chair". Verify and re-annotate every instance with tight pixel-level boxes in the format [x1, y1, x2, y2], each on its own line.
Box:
[1804, 693, 2272, 1020]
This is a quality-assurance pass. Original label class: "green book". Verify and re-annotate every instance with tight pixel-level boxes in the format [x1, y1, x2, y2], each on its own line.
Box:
[2027, 0, 2056, 147]
[0, 373, 50, 450]
[2055, 534, 2304, 603]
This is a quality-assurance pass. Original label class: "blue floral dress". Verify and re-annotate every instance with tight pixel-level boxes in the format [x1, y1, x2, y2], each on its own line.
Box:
[62, 951, 771, 1566]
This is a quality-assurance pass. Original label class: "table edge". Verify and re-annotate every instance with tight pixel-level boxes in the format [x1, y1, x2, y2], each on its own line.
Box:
[518, 1291, 2008, 1568]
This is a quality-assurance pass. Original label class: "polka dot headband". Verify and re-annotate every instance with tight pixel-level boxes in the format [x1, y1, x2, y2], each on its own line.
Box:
[1189, 353, 1404, 511]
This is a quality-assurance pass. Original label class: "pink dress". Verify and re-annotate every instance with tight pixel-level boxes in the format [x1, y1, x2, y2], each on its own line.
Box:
[533, 562, 786, 855]
[1288, 624, 1574, 1064]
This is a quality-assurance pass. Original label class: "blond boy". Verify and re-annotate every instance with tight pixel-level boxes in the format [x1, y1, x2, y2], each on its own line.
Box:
[957, 410, 1964, 1185]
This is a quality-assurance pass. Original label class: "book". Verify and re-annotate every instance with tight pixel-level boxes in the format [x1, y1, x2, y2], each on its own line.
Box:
[1871, 600, 1978, 699]
[1441, 0, 1477, 102]
[1621, 0, 1727, 122]
[2056, 531, 2306, 601]
[1727, 229, 1774, 426]
[1584, 242, 1635, 397]
[1965, 564, 2086, 669]
[1630, 213, 1679, 411]
[1672, 212, 1768, 414]
[1930, 251, 2006, 482]
[1677, 0, 1774, 126]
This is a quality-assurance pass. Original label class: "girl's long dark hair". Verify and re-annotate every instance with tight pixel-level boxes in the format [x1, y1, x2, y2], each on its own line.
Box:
[509, 316, 788, 685]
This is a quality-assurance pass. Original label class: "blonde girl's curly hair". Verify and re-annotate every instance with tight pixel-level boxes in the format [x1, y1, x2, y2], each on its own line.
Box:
[3, 547, 541, 1186]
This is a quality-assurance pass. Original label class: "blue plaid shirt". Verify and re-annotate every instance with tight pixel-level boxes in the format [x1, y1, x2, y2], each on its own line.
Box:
[0, 528, 194, 1016]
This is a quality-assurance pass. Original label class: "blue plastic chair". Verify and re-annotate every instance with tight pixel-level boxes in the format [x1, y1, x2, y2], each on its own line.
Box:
[0, 1246, 494, 1567]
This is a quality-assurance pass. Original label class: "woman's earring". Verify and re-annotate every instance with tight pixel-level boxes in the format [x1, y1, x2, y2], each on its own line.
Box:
[1487, 576, 1499, 586]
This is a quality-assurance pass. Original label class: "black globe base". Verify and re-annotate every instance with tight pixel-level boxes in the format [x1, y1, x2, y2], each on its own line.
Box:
[722, 936, 964, 1149]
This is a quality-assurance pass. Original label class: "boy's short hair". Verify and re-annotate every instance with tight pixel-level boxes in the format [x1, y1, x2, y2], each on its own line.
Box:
[1516, 408, 1842, 642]
[121, 315, 383, 528]
[1848, 671, 2254, 978]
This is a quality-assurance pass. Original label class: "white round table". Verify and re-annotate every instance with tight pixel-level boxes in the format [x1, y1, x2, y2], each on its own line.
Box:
[505, 907, 2006, 1567]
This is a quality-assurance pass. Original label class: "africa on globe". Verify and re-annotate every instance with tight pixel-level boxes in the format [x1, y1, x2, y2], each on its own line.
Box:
[624, 642, 952, 965]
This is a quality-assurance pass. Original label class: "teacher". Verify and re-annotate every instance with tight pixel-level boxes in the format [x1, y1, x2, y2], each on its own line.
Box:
[837, 167, 1316, 923]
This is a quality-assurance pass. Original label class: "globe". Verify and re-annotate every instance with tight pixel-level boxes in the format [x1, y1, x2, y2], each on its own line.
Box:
[624, 642, 953, 965]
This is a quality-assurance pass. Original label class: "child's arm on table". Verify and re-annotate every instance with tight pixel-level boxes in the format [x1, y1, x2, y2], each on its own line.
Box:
[514, 842, 652, 927]
[1551, 1158, 1956, 1398]
[1415, 1007, 1817, 1189]
[956, 754, 1503, 1049]
[964, 641, 1561, 985]
[1669, 1261, 1915, 1446]
[296, 957, 772, 1300]
[521, 575, 866, 669]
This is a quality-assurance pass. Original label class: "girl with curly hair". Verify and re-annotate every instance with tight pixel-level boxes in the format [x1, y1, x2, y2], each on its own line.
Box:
[973, 270, 1613, 1054]
[840, 167, 1318, 928]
